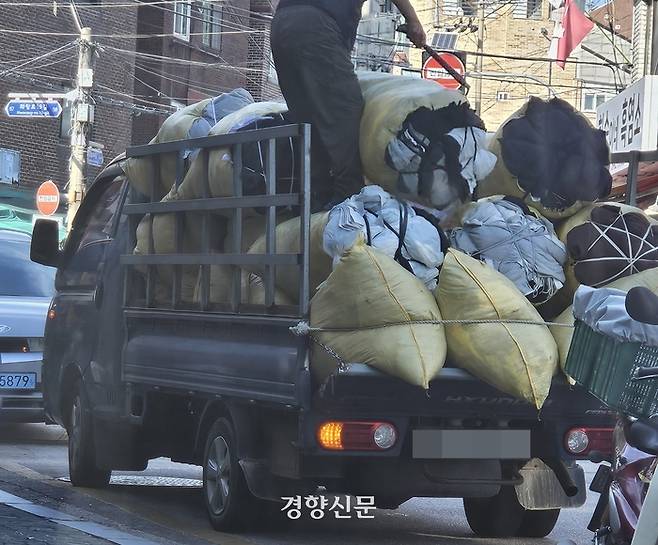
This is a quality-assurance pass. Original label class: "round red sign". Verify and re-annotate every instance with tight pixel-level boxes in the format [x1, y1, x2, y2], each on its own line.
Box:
[36, 180, 60, 216]
[422, 53, 467, 90]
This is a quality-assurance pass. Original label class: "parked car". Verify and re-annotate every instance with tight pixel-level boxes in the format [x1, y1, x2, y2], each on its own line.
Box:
[0, 229, 55, 422]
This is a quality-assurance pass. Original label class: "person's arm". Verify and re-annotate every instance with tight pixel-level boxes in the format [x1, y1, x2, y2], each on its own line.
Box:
[391, 0, 427, 48]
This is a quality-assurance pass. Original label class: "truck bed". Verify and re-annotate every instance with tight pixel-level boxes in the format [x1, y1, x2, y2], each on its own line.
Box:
[122, 309, 609, 425]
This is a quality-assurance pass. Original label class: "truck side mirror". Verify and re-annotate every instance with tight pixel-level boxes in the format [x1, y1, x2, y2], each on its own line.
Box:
[31, 219, 62, 268]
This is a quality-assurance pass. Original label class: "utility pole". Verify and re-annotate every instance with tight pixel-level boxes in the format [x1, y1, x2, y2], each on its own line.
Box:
[649, 0, 658, 75]
[66, 26, 94, 232]
[474, 1, 485, 115]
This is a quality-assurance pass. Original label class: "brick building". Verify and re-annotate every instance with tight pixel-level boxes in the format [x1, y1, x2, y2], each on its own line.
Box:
[246, 0, 283, 101]
[130, 0, 271, 144]
[358, 0, 618, 130]
[0, 0, 139, 201]
[0, 0, 278, 218]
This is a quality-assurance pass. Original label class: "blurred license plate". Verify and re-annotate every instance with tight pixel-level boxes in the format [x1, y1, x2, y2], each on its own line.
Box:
[412, 429, 531, 459]
[0, 373, 36, 390]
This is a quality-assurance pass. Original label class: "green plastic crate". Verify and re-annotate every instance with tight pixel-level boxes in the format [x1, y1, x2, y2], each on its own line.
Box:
[565, 320, 658, 420]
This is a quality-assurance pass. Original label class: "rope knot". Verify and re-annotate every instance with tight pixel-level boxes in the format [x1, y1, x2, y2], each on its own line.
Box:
[290, 321, 311, 337]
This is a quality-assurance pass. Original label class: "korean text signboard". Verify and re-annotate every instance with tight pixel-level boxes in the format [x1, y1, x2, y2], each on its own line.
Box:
[4, 99, 62, 118]
[596, 76, 658, 154]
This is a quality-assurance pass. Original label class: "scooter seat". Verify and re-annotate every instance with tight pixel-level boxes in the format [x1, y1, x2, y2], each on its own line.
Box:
[625, 287, 658, 326]
[627, 419, 658, 456]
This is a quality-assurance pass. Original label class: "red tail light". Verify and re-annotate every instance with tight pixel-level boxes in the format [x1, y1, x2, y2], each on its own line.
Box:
[317, 421, 397, 451]
[564, 427, 614, 457]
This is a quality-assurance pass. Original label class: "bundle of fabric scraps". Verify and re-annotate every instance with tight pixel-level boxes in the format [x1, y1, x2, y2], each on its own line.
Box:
[567, 204, 658, 287]
[450, 197, 567, 303]
[323, 186, 448, 290]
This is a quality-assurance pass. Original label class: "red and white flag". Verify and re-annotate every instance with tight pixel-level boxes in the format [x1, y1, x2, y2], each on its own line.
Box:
[551, 0, 594, 69]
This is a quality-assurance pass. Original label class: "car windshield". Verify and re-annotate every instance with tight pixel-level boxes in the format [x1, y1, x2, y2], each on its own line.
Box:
[0, 237, 56, 297]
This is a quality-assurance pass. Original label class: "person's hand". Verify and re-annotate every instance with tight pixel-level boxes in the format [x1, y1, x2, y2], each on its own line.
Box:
[405, 19, 426, 48]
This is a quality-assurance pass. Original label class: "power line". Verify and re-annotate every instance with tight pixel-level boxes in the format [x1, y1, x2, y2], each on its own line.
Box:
[0, 67, 170, 116]
[0, 41, 76, 79]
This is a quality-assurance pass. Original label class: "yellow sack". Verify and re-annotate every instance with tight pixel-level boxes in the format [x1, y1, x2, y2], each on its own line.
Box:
[133, 208, 199, 303]
[550, 267, 658, 371]
[195, 214, 292, 305]
[357, 72, 467, 191]
[207, 102, 288, 200]
[247, 274, 295, 306]
[478, 100, 596, 220]
[310, 239, 446, 389]
[246, 212, 332, 304]
[165, 102, 288, 216]
[436, 250, 558, 409]
[123, 100, 213, 199]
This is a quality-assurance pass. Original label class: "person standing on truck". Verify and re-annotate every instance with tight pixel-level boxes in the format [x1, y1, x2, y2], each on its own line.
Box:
[271, 0, 427, 210]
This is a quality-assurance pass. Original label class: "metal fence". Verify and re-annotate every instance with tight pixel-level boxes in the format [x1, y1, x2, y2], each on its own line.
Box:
[120, 123, 311, 318]
[611, 148, 658, 207]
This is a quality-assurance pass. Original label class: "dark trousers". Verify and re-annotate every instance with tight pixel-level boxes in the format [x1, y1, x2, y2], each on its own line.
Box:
[271, 5, 364, 208]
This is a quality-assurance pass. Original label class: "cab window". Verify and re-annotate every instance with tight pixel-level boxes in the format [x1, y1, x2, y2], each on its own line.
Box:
[57, 176, 126, 289]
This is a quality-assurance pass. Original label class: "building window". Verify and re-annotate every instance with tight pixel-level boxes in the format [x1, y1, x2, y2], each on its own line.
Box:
[514, 0, 543, 19]
[527, 0, 542, 19]
[582, 93, 609, 112]
[496, 91, 510, 102]
[202, 1, 222, 50]
[379, 0, 394, 12]
[173, 0, 191, 41]
[461, 0, 477, 16]
[268, 50, 278, 84]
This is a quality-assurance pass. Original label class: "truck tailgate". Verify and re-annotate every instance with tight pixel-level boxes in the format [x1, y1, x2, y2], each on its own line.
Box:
[314, 363, 611, 422]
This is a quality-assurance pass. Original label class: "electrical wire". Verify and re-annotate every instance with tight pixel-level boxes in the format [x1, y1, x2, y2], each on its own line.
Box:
[0, 41, 76, 78]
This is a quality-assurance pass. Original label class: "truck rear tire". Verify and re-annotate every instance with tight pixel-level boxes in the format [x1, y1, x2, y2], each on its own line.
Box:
[68, 382, 111, 488]
[517, 508, 560, 537]
[463, 486, 525, 537]
[203, 417, 260, 532]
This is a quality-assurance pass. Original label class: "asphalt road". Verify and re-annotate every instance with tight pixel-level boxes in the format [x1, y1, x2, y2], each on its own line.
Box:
[0, 423, 598, 545]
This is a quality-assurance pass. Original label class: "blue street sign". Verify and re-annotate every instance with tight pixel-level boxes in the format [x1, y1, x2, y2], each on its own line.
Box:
[4, 99, 62, 118]
[87, 147, 104, 167]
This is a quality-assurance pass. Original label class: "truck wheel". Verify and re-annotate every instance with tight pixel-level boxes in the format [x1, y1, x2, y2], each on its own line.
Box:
[68, 383, 111, 488]
[463, 486, 525, 537]
[517, 508, 560, 537]
[203, 417, 257, 531]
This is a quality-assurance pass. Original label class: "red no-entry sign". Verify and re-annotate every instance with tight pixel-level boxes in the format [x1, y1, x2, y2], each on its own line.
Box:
[36, 180, 60, 216]
[422, 53, 467, 90]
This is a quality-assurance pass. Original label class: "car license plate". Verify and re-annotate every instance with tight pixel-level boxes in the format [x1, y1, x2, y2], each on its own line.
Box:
[412, 429, 531, 459]
[0, 373, 36, 390]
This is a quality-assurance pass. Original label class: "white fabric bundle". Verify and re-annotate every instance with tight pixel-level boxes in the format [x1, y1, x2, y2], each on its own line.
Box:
[573, 286, 658, 347]
[323, 186, 445, 291]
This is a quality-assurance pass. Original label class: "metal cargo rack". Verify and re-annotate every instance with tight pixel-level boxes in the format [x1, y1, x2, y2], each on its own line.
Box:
[120, 123, 312, 320]
[614, 148, 658, 206]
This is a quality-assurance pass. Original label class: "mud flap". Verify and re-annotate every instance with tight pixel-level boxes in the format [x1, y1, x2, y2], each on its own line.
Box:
[515, 458, 587, 509]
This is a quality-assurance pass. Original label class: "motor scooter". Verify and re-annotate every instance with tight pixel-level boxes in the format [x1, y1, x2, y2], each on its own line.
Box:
[589, 418, 657, 545]
[587, 286, 658, 545]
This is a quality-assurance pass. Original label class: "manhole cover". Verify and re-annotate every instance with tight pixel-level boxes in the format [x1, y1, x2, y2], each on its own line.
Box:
[58, 475, 202, 488]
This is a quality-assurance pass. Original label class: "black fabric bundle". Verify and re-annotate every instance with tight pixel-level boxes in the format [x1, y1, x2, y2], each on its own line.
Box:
[500, 97, 612, 209]
[386, 103, 485, 203]
[568, 205, 658, 287]
[234, 114, 299, 213]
